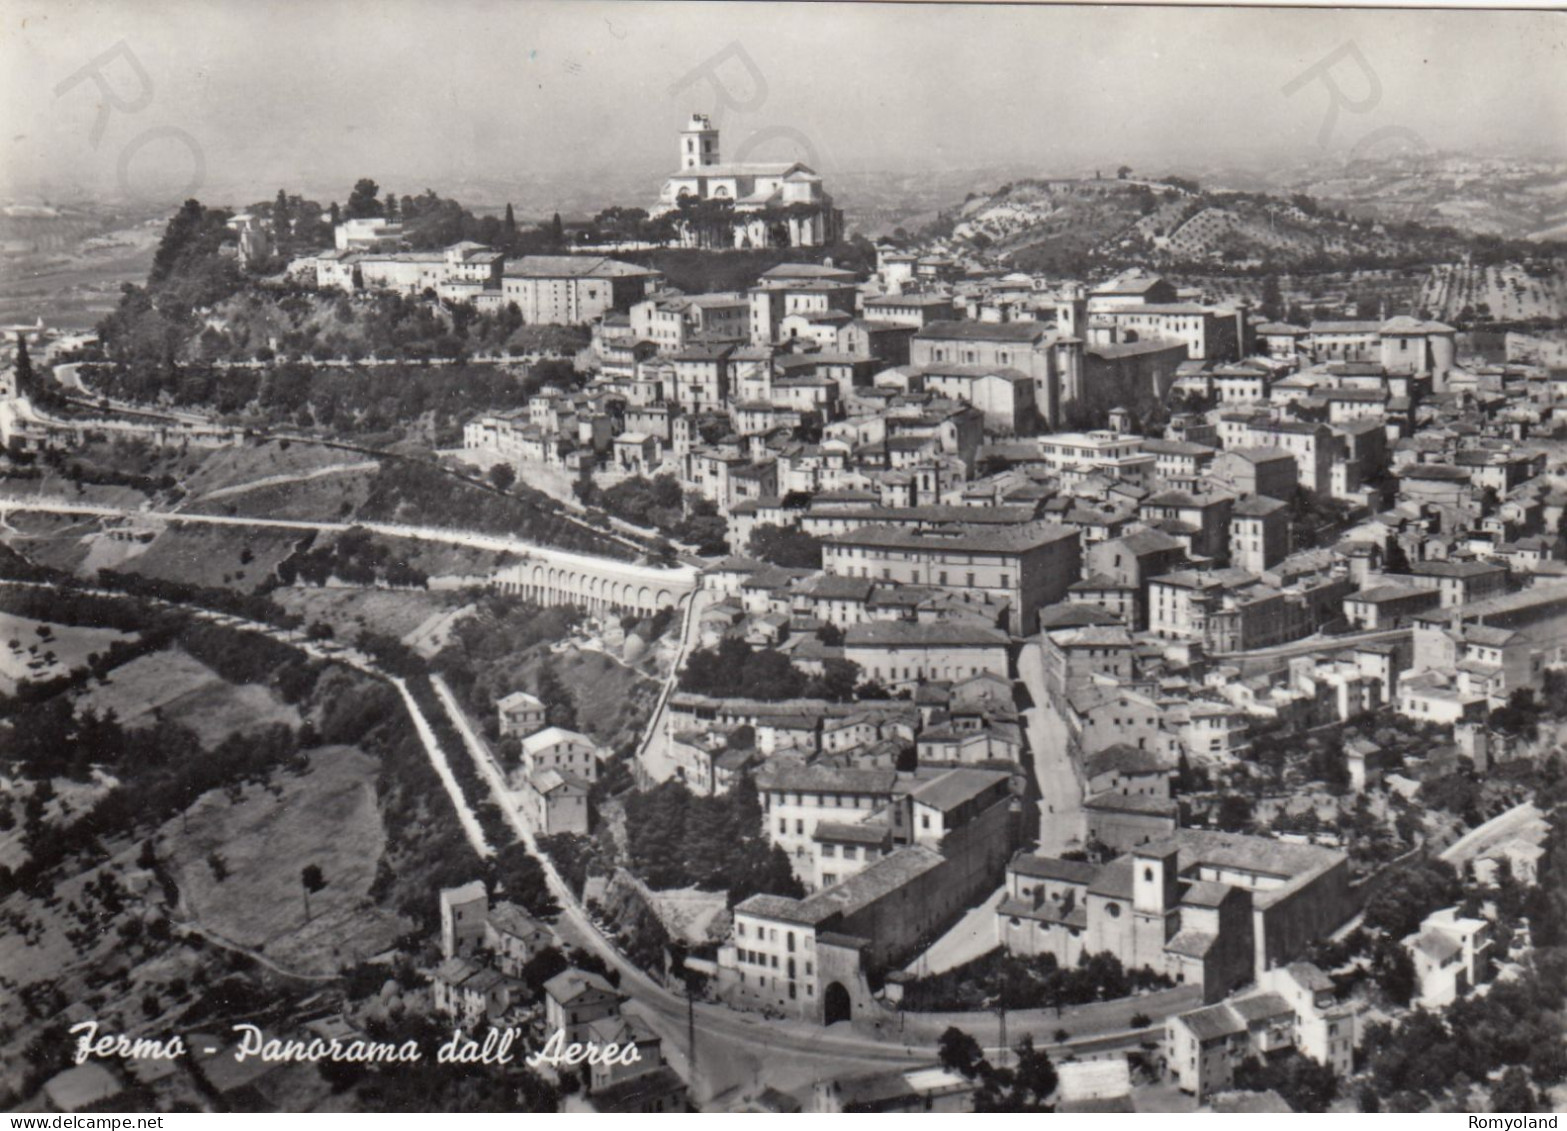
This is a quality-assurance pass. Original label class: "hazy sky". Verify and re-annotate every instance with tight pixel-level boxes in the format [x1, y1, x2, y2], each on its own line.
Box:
[3, 0, 1564, 206]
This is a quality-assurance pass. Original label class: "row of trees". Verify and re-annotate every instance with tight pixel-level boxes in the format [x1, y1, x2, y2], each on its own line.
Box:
[900, 947, 1173, 1013]
[678, 636, 862, 703]
[333, 179, 568, 259]
[622, 778, 802, 907]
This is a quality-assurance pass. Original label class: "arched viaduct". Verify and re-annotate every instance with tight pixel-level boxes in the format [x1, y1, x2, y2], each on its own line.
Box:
[489, 556, 698, 617]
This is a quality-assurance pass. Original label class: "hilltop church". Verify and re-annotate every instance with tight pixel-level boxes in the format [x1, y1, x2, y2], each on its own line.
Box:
[655, 114, 842, 249]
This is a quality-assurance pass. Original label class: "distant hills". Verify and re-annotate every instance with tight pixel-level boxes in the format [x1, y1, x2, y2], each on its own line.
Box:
[915, 162, 1567, 278]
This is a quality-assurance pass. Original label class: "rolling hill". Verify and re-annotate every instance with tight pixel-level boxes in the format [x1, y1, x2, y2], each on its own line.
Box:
[924, 175, 1555, 276]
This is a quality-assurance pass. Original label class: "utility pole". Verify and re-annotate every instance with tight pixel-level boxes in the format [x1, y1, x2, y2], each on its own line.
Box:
[686, 975, 697, 1093]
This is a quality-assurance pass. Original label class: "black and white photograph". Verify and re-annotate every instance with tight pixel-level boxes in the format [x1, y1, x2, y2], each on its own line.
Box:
[1, 0, 1565, 1117]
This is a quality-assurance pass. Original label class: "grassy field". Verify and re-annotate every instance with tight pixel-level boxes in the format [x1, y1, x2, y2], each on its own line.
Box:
[403, 602, 477, 659]
[178, 440, 378, 497]
[74, 648, 221, 721]
[159, 745, 404, 974]
[274, 586, 468, 643]
[184, 466, 376, 521]
[0, 771, 117, 871]
[0, 612, 135, 695]
[74, 648, 300, 744]
[532, 646, 659, 751]
[117, 524, 307, 593]
[399, 538, 521, 579]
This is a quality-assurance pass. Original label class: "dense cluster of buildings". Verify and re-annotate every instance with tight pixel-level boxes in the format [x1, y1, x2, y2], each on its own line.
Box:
[493, 233, 1565, 1102]
[10, 150, 1566, 1115]
[420, 211, 1560, 1108]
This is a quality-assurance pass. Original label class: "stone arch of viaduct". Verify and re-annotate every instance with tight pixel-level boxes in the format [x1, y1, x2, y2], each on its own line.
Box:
[490, 556, 699, 617]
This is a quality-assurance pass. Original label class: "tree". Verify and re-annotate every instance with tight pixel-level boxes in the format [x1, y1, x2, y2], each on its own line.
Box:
[551, 212, 565, 246]
[1009, 1035, 1058, 1107]
[1308, 739, 1350, 793]
[938, 1026, 985, 1078]
[534, 662, 577, 730]
[489, 844, 561, 919]
[1364, 857, 1460, 939]
[1117, 165, 1132, 180]
[747, 524, 824, 569]
[1371, 936, 1417, 1006]
[329, 201, 341, 227]
[1260, 275, 1284, 322]
[383, 193, 399, 222]
[13, 334, 34, 397]
[738, 649, 807, 700]
[1234, 1051, 1339, 1113]
[1489, 1066, 1541, 1113]
[504, 203, 517, 239]
[301, 863, 326, 921]
[488, 463, 516, 492]
[346, 178, 383, 220]
[1215, 794, 1254, 832]
[520, 945, 570, 994]
[678, 639, 807, 701]
[806, 657, 861, 703]
[273, 188, 293, 243]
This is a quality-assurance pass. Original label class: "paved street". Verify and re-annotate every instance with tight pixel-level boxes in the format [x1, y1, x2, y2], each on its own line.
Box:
[634, 586, 713, 785]
[1440, 800, 1545, 866]
[902, 885, 1004, 977]
[1017, 639, 1085, 855]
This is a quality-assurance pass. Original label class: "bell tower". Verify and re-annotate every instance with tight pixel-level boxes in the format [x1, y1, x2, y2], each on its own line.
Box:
[681, 113, 720, 171]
